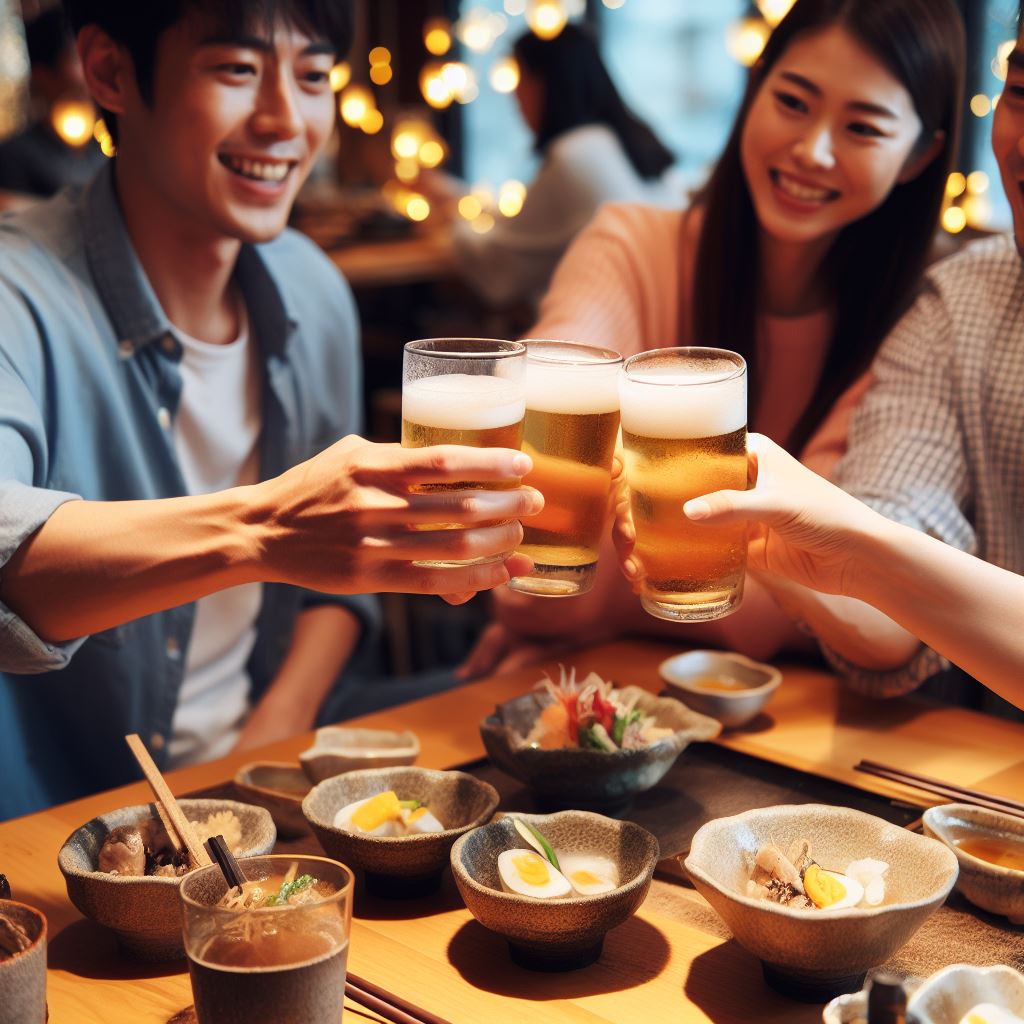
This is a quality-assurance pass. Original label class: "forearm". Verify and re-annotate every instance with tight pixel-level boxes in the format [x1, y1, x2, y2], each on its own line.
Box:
[849, 519, 1024, 705]
[0, 487, 264, 642]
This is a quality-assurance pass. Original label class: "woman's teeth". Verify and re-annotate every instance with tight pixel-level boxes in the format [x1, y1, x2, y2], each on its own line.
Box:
[221, 155, 291, 182]
[774, 171, 834, 203]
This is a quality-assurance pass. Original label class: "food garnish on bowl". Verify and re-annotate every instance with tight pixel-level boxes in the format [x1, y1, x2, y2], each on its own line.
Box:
[333, 790, 445, 837]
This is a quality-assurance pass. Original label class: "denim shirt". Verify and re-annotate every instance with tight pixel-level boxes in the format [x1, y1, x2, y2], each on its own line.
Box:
[0, 164, 379, 820]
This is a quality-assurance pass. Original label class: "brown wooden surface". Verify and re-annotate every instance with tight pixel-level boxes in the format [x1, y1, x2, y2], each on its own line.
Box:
[327, 233, 454, 289]
[3, 639, 1023, 1023]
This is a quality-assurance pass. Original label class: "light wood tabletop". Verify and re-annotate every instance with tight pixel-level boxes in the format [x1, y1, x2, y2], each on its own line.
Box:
[3, 639, 1023, 1023]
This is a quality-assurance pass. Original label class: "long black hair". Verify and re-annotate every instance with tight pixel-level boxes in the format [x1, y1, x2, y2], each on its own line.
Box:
[513, 23, 674, 181]
[690, 0, 964, 454]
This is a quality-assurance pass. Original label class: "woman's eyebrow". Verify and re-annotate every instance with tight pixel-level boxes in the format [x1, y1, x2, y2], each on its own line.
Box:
[778, 70, 897, 119]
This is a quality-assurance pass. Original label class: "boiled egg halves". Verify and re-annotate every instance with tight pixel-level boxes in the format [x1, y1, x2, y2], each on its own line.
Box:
[497, 849, 572, 898]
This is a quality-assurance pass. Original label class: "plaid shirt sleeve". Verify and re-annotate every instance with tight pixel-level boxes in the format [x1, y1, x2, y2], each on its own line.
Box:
[822, 281, 972, 696]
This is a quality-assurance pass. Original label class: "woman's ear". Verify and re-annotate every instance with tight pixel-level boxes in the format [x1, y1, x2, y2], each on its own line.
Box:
[76, 25, 132, 118]
[898, 130, 946, 185]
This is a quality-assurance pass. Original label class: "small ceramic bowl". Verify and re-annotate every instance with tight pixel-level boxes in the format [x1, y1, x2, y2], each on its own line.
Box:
[823, 975, 925, 1024]
[302, 767, 499, 897]
[908, 964, 1024, 1024]
[233, 762, 312, 839]
[685, 804, 958, 1002]
[58, 798, 276, 961]
[0, 899, 47, 1024]
[299, 727, 420, 785]
[659, 650, 781, 728]
[451, 810, 659, 971]
[922, 803, 1024, 923]
[480, 685, 720, 813]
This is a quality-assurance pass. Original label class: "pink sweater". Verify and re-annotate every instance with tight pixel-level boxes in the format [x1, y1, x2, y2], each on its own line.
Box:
[530, 203, 871, 477]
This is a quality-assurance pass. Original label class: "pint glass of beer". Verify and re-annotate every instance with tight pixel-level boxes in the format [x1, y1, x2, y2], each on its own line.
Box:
[618, 347, 748, 621]
[402, 338, 526, 567]
[508, 340, 622, 597]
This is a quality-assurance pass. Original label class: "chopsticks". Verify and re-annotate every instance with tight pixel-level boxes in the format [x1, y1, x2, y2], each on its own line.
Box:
[854, 759, 1024, 821]
[125, 733, 212, 868]
[346, 973, 453, 1024]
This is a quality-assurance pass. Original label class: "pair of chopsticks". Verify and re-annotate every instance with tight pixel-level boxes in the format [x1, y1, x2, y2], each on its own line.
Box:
[125, 733, 212, 869]
[855, 759, 1024, 821]
[346, 974, 453, 1024]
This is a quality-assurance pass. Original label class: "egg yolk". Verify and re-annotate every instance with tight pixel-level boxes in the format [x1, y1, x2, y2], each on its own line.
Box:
[804, 864, 846, 908]
[570, 870, 603, 888]
[407, 807, 428, 823]
[352, 791, 401, 832]
[513, 852, 551, 887]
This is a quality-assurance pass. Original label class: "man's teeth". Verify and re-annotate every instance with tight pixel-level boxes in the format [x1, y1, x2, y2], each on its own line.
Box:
[775, 172, 833, 202]
[223, 155, 290, 182]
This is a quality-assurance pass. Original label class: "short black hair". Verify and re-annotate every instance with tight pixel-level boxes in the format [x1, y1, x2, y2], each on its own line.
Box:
[62, 0, 352, 142]
[25, 8, 75, 69]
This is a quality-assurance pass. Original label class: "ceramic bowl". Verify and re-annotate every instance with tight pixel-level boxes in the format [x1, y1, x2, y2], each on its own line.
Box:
[659, 649, 781, 728]
[0, 900, 47, 1024]
[451, 810, 659, 971]
[58, 798, 276, 961]
[233, 762, 312, 839]
[922, 803, 1024, 923]
[302, 767, 499, 897]
[685, 804, 958, 1003]
[480, 685, 720, 813]
[908, 964, 1024, 1024]
[299, 726, 420, 784]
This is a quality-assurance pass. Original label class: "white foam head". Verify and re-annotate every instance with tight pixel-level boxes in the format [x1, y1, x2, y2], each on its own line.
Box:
[525, 353, 621, 416]
[619, 355, 746, 439]
[403, 373, 525, 431]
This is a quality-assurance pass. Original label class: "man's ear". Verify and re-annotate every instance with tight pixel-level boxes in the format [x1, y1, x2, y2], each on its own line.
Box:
[76, 25, 132, 118]
[898, 130, 946, 185]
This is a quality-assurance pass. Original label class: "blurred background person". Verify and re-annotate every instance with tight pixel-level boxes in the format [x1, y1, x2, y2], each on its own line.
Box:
[0, 6, 104, 202]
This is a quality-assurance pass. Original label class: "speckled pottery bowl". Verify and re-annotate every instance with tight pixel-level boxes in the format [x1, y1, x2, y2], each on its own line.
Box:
[233, 762, 312, 839]
[58, 798, 276, 961]
[0, 900, 47, 1024]
[480, 685, 720, 813]
[922, 803, 1024, 923]
[451, 811, 658, 971]
[685, 804, 958, 1003]
[302, 767, 499, 897]
[299, 727, 420, 784]
[659, 649, 782, 729]
[908, 964, 1024, 1024]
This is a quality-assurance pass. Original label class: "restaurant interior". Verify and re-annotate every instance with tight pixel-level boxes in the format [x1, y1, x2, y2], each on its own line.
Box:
[1, 0, 1024, 1022]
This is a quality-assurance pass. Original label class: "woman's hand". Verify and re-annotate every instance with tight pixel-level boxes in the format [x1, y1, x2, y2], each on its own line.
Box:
[610, 450, 643, 595]
[255, 436, 543, 599]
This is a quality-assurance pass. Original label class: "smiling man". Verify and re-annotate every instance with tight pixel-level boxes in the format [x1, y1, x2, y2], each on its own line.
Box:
[0, 0, 540, 819]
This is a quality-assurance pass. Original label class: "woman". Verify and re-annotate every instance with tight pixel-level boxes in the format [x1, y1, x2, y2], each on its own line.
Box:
[462, 0, 965, 679]
[438, 23, 681, 310]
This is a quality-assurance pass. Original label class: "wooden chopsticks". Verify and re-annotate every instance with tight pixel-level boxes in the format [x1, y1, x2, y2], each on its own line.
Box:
[125, 733, 212, 868]
[855, 759, 1024, 821]
[346, 973, 453, 1024]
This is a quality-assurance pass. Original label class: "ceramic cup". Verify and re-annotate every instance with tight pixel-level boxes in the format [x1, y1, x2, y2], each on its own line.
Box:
[0, 899, 47, 1024]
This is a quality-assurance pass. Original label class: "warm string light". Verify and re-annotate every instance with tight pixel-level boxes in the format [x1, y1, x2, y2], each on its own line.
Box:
[51, 99, 95, 147]
[329, 62, 351, 92]
[93, 117, 115, 157]
[727, 17, 770, 67]
[943, 171, 992, 233]
[497, 179, 526, 217]
[424, 18, 452, 56]
[992, 39, 1015, 82]
[526, 0, 568, 41]
[489, 56, 520, 93]
[755, 0, 795, 27]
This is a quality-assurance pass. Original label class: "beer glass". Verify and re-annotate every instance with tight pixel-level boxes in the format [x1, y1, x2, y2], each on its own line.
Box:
[180, 855, 354, 1024]
[402, 338, 526, 567]
[508, 340, 622, 597]
[618, 347, 748, 621]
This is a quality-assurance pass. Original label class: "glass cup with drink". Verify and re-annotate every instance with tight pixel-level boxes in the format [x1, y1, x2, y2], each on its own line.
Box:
[618, 347, 748, 622]
[507, 340, 623, 597]
[180, 854, 354, 1024]
[401, 338, 526, 567]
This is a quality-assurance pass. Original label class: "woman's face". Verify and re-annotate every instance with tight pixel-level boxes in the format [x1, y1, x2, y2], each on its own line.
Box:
[740, 24, 929, 249]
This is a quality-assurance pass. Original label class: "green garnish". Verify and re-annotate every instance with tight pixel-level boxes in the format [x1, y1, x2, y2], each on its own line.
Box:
[612, 709, 643, 747]
[513, 818, 560, 871]
[398, 799, 421, 810]
[268, 874, 315, 906]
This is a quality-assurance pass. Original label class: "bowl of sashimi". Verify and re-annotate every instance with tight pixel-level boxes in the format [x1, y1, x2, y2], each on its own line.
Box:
[479, 668, 721, 812]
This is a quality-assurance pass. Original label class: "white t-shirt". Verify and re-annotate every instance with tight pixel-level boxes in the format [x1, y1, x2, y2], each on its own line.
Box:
[167, 304, 263, 767]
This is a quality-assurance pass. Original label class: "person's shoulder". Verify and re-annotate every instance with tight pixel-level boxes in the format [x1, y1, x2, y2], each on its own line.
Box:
[925, 232, 1022, 298]
[586, 200, 684, 249]
[547, 123, 619, 159]
[256, 226, 353, 309]
[0, 189, 84, 291]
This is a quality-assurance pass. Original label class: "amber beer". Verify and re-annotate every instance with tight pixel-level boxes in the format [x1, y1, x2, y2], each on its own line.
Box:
[508, 341, 622, 596]
[619, 348, 748, 621]
[401, 339, 526, 567]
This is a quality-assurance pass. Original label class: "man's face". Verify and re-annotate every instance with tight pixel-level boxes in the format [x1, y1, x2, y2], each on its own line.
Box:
[117, 15, 336, 244]
[993, 35, 1024, 255]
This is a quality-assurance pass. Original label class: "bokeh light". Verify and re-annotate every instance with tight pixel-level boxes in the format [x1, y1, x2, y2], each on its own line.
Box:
[755, 0, 795, 27]
[329, 62, 351, 92]
[340, 85, 373, 128]
[727, 17, 771, 67]
[970, 94, 992, 118]
[526, 0, 568, 41]
[490, 56, 520, 94]
[424, 18, 452, 56]
[51, 100, 94, 147]
[945, 172, 967, 199]
[942, 206, 967, 234]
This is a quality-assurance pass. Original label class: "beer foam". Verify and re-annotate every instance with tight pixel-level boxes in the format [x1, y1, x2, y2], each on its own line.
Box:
[403, 373, 525, 430]
[619, 367, 746, 438]
[525, 360, 620, 415]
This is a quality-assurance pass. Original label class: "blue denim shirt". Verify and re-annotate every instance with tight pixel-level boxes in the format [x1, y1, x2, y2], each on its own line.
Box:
[0, 165, 379, 820]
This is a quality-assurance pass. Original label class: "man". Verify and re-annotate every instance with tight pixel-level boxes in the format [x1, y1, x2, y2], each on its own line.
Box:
[0, 0, 540, 820]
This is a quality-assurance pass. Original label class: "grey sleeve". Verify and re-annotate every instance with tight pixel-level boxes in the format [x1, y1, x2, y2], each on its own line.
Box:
[823, 285, 969, 696]
[0, 282, 86, 672]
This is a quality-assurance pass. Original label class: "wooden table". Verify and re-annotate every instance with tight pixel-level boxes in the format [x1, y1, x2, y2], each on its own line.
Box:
[327, 233, 455, 290]
[3, 640, 1023, 1023]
